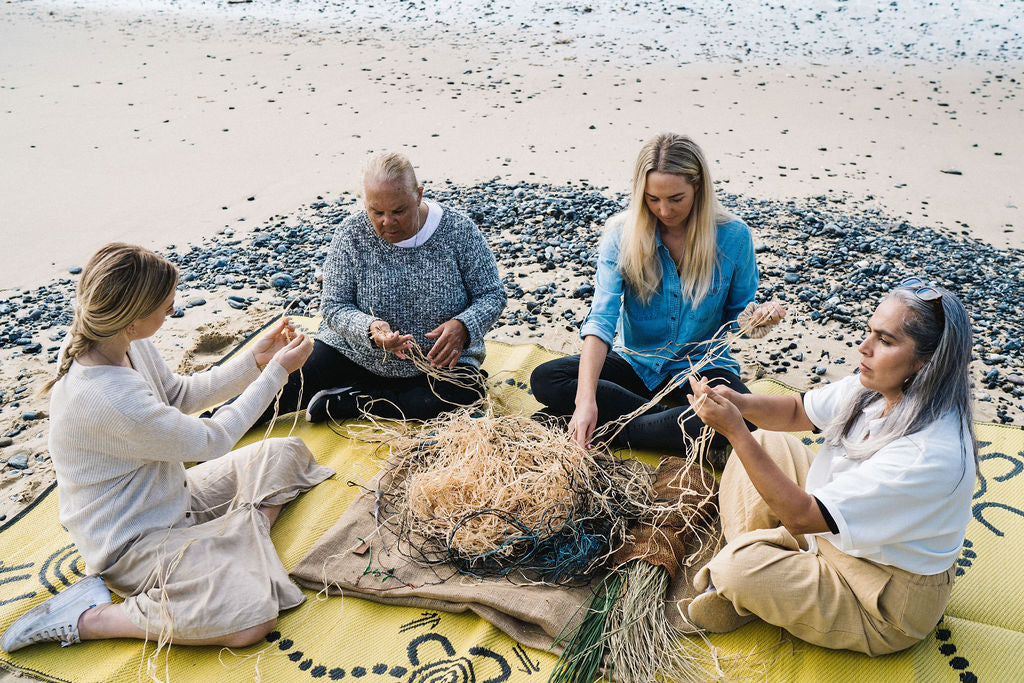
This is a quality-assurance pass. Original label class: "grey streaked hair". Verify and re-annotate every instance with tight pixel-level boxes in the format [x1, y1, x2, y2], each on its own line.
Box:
[362, 152, 419, 193]
[824, 285, 978, 479]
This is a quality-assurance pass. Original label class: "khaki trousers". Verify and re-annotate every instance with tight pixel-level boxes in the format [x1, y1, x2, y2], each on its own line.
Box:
[696, 430, 954, 656]
[106, 437, 334, 639]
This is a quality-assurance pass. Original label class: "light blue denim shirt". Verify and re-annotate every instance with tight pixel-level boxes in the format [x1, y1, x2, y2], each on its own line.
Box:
[579, 218, 758, 390]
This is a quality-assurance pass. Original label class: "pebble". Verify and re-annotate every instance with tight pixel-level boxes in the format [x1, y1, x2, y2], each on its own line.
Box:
[270, 272, 294, 288]
[68, 266, 82, 274]
[7, 453, 30, 470]
[21, 412, 40, 421]
[0, 438, 11, 447]
[186, 298, 207, 308]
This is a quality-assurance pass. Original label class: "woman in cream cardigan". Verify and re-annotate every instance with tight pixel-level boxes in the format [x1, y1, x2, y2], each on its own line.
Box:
[1, 243, 333, 652]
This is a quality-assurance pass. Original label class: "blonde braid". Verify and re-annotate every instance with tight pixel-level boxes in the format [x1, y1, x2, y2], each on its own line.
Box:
[41, 320, 92, 394]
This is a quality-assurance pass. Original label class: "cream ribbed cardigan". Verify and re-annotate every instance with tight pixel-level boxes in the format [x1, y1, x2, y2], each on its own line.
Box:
[48, 339, 288, 574]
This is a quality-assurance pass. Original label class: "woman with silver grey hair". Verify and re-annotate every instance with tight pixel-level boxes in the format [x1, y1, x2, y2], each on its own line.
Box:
[684, 277, 977, 655]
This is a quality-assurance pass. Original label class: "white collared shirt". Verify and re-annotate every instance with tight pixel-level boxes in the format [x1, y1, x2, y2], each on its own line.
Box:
[802, 374, 975, 575]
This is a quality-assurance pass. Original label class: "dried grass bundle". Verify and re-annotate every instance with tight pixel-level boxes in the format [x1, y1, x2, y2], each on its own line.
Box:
[551, 431, 722, 683]
[404, 415, 589, 556]
[363, 406, 653, 583]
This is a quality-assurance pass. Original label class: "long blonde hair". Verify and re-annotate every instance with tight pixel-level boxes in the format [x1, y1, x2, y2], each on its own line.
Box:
[42, 243, 178, 393]
[617, 133, 731, 304]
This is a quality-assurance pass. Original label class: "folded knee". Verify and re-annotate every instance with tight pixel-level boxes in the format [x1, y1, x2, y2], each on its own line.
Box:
[529, 361, 571, 404]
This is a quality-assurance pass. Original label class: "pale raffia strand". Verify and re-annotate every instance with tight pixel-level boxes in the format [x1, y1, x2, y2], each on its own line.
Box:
[593, 307, 774, 447]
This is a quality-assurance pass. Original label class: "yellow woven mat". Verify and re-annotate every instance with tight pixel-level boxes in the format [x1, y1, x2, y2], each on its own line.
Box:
[1, 317, 1021, 681]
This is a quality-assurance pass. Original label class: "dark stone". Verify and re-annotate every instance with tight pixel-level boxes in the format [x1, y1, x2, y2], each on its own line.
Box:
[270, 272, 294, 288]
[7, 453, 30, 470]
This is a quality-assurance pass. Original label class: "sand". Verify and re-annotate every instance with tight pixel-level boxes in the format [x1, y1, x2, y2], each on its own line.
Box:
[0, 1, 1022, 665]
[2, 3, 1022, 293]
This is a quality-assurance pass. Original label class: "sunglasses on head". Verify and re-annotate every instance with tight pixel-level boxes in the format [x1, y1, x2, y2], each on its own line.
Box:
[900, 277, 945, 327]
[900, 277, 942, 302]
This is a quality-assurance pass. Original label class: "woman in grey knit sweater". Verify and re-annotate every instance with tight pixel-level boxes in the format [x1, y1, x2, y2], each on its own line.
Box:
[265, 152, 507, 423]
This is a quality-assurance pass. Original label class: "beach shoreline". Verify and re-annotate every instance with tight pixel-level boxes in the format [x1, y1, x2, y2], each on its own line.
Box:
[2, 0, 1023, 551]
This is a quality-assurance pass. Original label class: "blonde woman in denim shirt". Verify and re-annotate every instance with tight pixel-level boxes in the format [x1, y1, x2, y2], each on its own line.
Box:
[531, 134, 783, 455]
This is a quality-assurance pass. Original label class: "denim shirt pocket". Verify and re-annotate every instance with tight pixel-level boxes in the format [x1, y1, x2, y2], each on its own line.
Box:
[623, 290, 662, 321]
[687, 269, 727, 324]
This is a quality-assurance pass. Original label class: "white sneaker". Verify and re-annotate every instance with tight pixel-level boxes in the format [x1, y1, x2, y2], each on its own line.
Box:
[0, 575, 111, 652]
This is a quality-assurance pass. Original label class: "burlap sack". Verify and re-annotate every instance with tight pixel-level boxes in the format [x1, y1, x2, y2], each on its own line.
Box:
[290, 461, 721, 652]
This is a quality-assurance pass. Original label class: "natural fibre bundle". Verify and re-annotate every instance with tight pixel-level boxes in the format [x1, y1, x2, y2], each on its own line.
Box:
[360, 407, 653, 584]
[551, 455, 721, 683]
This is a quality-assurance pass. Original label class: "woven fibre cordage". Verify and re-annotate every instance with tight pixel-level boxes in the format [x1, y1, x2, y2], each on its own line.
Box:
[0, 324, 1020, 681]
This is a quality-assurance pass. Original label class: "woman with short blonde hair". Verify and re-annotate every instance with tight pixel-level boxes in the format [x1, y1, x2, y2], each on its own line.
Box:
[263, 151, 507, 425]
[531, 133, 782, 455]
[2, 243, 332, 653]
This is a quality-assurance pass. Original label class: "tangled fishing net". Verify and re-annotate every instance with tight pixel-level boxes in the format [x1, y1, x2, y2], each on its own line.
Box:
[360, 407, 653, 584]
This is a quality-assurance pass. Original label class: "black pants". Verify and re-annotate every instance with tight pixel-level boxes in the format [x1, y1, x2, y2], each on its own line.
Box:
[258, 340, 486, 424]
[529, 351, 752, 452]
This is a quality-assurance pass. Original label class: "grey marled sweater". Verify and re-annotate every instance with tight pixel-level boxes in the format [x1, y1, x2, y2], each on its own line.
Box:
[317, 205, 506, 378]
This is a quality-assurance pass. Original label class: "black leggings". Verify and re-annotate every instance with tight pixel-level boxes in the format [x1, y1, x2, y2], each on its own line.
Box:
[258, 340, 486, 424]
[529, 351, 752, 452]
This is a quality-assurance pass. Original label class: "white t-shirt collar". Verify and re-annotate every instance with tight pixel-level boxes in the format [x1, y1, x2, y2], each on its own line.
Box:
[394, 200, 442, 248]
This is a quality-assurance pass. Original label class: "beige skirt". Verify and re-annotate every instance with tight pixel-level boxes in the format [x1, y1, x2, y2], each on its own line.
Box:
[102, 437, 334, 640]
